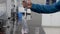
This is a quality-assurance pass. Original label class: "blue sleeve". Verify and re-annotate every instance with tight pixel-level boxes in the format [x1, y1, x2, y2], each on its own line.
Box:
[31, 1, 60, 14]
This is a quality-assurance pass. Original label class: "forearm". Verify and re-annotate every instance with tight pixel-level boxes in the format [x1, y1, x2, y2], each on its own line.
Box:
[30, 2, 60, 14]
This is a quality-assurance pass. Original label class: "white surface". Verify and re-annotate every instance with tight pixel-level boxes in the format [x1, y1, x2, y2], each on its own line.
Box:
[42, 14, 52, 26]
[18, 7, 25, 12]
[27, 9, 31, 13]
[42, 12, 60, 26]
[51, 12, 60, 26]
[44, 27, 60, 34]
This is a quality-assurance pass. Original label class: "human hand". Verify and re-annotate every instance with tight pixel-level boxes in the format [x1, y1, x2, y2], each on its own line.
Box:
[22, 0, 32, 8]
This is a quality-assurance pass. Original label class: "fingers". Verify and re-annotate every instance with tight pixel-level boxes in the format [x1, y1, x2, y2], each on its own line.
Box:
[27, 0, 32, 8]
[22, 0, 32, 8]
[22, 0, 27, 8]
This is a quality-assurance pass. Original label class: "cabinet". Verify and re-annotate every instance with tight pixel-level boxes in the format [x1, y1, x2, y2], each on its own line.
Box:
[42, 12, 60, 26]
[42, 0, 60, 26]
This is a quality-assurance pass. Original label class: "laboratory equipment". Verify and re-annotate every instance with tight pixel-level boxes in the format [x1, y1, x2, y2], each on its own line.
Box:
[18, 6, 29, 34]
[0, 0, 32, 34]
[0, 0, 12, 34]
[18, 0, 32, 34]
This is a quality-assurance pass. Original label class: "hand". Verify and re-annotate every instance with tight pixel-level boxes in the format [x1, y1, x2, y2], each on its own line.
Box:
[27, 0, 32, 8]
[22, 1, 27, 8]
[22, 0, 32, 8]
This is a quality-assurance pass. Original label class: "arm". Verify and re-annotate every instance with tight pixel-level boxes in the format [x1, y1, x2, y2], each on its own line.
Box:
[30, 1, 60, 14]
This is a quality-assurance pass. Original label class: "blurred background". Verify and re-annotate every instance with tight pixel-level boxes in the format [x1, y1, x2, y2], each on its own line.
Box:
[0, 0, 60, 34]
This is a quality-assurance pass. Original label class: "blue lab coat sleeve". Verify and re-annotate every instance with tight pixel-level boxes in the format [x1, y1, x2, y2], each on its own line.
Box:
[31, 1, 60, 14]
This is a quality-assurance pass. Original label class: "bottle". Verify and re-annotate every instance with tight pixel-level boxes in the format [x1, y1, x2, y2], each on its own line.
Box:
[26, 9, 31, 20]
